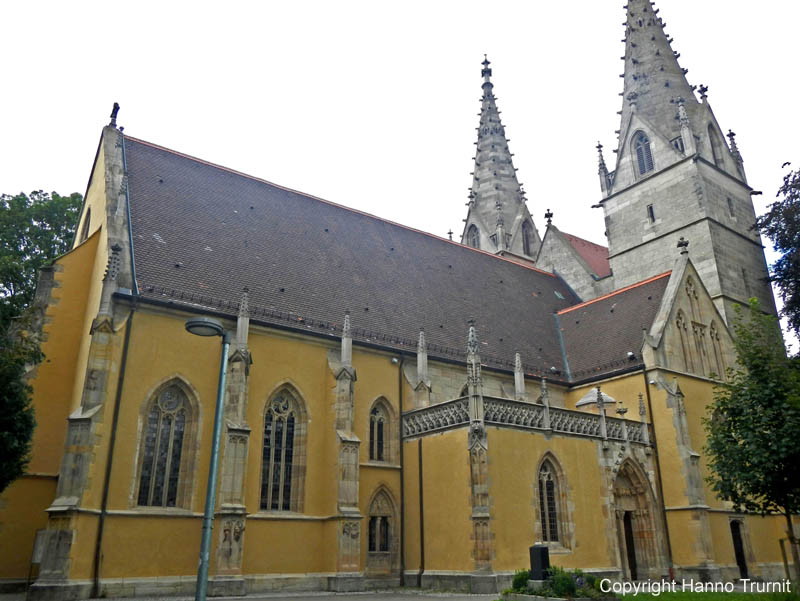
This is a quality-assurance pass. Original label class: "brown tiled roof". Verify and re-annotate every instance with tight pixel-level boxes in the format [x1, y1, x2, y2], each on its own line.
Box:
[124, 136, 581, 377]
[561, 232, 611, 278]
[557, 272, 671, 380]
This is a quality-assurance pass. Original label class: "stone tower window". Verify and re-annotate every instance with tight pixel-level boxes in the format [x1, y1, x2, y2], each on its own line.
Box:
[646, 204, 655, 223]
[522, 220, 535, 256]
[538, 460, 560, 542]
[260, 387, 306, 511]
[633, 132, 654, 176]
[136, 382, 193, 507]
[727, 197, 735, 217]
[467, 224, 480, 249]
[708, 124, 724, 167]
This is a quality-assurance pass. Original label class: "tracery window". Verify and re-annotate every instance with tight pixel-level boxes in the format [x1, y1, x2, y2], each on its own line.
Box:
[676, 310, 695, 373]
[260, 388, 305, 511]
[633, 132, 654, 176]
[538, 460, 560, 543]
[137, 384, 190, 507]
[367, 488, 397, 572]
[522, 220, 535, 256]
[369, 405, 386, 461]
[467, 224, 480, 249]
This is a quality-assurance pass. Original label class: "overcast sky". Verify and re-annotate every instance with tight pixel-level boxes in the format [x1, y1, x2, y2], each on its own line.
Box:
[3, 1, 798, 342]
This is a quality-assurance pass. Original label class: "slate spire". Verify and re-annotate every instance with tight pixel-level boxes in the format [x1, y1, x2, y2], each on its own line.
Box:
[461, 56, 539, 257]
[617, 0, 698, 153]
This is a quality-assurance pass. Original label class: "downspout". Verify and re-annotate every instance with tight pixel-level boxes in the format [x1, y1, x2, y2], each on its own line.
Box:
[641, 367, 674, 577]
[397, 356, 406, 587]
[91, 307, 135, 597]
[418, 438, 425, 587]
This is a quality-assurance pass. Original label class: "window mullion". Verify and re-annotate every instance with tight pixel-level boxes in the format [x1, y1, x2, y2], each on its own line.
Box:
[148, 412, 163, 505]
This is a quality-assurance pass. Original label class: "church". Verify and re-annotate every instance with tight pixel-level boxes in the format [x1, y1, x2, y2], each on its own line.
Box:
[1, 1, 793, 597]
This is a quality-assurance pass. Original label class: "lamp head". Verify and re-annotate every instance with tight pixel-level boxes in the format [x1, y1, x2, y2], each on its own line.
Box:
[185, 317, 225, 338]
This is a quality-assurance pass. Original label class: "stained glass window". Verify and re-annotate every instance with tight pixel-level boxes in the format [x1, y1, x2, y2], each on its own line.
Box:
[137, 385, 188, 507]
[260, 391, 297, 511]
[538, 462, 560, 542]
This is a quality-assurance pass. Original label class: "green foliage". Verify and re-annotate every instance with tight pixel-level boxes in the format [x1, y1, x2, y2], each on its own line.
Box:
[704, 299, 800, 516]
[549, 566, 577, 598]
[512, 569, 531, 592]
[0, 312, 40, 492]
[757, 164, 800, 341]
[0, 191, 82, 326]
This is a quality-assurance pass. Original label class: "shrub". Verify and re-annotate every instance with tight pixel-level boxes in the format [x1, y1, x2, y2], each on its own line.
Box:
[512, 569, 531, 592]
[549, 566, 577, 598]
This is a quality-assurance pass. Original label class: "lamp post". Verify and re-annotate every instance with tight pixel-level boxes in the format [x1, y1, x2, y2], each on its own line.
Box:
[185, 317, 230, 601]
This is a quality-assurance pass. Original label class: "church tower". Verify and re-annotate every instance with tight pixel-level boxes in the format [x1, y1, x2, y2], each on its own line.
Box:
[461, 57, 540, 262]
[597, 0, 776, 324]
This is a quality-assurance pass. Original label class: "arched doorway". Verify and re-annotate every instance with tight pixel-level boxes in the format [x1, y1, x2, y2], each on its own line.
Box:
[730, 521, 748, 579]
[613, 461, 663, 580]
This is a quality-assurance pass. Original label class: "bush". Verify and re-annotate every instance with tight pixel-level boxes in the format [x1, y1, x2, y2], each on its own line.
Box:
[549, 566, 577, 598]
[512, 569, 531, 592]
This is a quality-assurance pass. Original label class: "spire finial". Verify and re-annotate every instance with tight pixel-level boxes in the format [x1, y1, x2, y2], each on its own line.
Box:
[677, 236, 689, 254]
[481, 54, 492, 84]
[109, 102, 120, 128]
[447, 229, 453, 241]
[698, 84, 708, 102]
[467, 319, 478, 354]
[597, 141, 608, 172]
[545, 209, 553, 225]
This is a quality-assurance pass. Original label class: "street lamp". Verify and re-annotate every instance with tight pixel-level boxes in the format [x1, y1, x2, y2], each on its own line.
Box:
[185, 317, 230, 601]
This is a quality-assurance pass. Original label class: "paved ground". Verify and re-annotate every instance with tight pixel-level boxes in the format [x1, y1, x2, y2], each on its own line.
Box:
[1, 593, 498, 601]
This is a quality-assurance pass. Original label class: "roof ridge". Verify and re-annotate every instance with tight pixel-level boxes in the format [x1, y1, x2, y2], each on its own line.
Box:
[561, 231, 608, 250]
[558, 271, 671, 315]
[124, 134, 557, 278]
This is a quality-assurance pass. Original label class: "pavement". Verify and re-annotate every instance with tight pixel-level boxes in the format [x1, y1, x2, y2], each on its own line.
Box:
[1, 592, 499, 601]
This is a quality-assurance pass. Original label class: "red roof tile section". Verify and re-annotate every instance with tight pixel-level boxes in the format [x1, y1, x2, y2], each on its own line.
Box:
[561, 232, 612, 278]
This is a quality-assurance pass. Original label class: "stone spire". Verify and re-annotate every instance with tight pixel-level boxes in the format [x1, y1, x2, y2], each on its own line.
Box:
[617, 0, 698, 152]
[461, 56, 539, 258]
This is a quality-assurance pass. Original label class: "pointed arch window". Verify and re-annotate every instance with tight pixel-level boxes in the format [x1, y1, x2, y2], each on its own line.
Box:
[467, 224, 480, 249]
[367, 488, 398, 573]
[522, 220, 535, 256]
[370, 406, 386, 461]
[633, 132, 654, 176]
[260, 387, 306, 511]
[538, 460, 560, 542]
[676, 310, 695, 373]
[137, 383, 193, 507]
[79, 208, 91, 244]
[708, 124, 724, 167]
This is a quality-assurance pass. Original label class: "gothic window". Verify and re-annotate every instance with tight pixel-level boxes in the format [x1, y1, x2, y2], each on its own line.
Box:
[727, 197, 735, 218]
[708, 124, 724, 167]
[136, 382, 193, 507]
[369, 401, 391, 462]
[685, 276, 701, 321]
[367, 488, 397, 573]
[676, 310, 695, 373]
[79, 208, 91, 243]
[537, 459, 561, 543]
[670, 136, 685, 153]
[467, 224, 480, 249]
[633, 132, 654, 176]
[260, 387, 306, 511]
[522, 220, 535, 256]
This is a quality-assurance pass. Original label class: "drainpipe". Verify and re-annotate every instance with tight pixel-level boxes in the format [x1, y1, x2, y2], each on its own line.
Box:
[91, 307, 135, 598]
[418, 438, 425, 587]
[641, 367, 674, 578]
[397, 355, 406, 587]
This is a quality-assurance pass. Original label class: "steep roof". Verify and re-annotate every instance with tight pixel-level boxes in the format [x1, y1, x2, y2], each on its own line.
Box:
[560, 232, 611, 278]
[557, 272, 671, 380]
[123, 135, 579, 378]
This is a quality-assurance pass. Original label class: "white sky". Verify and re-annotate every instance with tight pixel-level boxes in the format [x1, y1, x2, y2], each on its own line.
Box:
[3, 0, 799, 344]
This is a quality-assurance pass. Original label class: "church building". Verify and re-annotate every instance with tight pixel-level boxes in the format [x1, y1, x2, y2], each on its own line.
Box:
[1, 1, 793, 597]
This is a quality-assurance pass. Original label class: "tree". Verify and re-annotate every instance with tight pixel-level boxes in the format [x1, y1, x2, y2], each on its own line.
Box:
[704, 299, 800, 578]
[0, 191, 82, 326]
[0, 190, 82, 493]
[756, 164, 800, 341]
